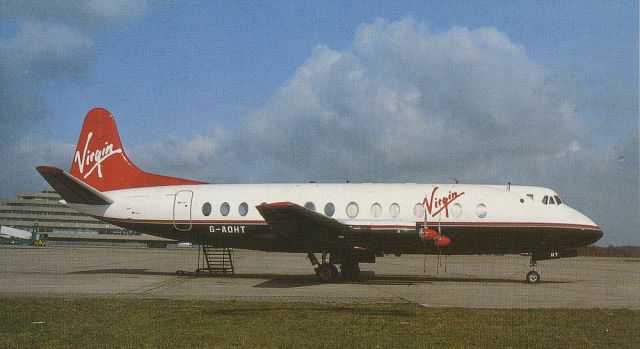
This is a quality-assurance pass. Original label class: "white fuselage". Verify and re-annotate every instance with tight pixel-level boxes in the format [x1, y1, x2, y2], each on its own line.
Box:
[73, 183, 598, 231]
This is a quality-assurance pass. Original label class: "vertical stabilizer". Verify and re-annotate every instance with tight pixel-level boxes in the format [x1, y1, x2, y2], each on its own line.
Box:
[69, 108, 205, 191]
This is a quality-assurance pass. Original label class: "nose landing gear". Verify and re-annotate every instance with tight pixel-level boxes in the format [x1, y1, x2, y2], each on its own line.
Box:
[526, 258, 541, 284]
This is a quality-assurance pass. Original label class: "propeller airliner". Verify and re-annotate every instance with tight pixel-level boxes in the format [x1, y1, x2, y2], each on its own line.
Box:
[37, 108, 603, 283]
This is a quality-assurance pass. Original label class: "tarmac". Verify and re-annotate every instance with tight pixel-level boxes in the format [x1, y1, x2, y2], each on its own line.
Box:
[1, 245, 638, 309]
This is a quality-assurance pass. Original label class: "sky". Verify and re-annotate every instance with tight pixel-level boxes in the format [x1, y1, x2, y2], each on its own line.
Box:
[0, 1, 638, 245]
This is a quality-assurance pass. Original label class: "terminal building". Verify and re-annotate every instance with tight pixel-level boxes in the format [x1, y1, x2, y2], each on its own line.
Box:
[0, 190, 136, 236]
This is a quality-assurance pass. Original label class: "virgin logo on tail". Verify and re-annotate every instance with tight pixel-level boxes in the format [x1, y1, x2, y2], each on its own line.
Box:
[73, 132, 123, 179]
[423, 186, 465, 218]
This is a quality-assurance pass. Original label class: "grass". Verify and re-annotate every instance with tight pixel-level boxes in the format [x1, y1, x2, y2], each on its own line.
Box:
[1, 298, 638, 348]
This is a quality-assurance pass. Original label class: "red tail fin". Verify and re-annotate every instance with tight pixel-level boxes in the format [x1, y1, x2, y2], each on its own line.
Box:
[69, 108, 206, 191]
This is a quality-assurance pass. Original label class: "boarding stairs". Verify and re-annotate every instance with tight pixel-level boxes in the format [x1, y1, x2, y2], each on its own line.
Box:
[196, 245, 235, 275]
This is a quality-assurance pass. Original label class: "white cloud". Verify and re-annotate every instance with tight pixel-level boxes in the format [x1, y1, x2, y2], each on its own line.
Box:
[237, 18, 584, 182]
[2, 21, 93, 80]
[129, 130, 240, 183]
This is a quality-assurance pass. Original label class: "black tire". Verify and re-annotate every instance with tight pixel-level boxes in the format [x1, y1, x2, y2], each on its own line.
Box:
[526, 271, 541, 284]
[341, 263, 360, 280]
[316, 264, 339, 283]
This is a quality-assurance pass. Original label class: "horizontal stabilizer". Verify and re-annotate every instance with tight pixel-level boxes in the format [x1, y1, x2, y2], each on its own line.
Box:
[256, 202, 353, 240]
[36, 166, 112, 205]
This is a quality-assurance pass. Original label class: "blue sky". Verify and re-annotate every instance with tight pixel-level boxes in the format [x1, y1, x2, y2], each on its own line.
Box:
[28, 1, 638, 143]
[1, 1, 638, 245]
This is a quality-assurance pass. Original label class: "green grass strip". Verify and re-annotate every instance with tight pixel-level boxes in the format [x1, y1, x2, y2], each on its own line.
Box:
[1, 298, 638, 348]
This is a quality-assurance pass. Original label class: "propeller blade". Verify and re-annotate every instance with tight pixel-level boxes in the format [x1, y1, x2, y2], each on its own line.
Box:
[423, 194, 428, 273]
[437, 246, 441, 275]
[445, 254, 448, 273]
[423, 239, 427, 273]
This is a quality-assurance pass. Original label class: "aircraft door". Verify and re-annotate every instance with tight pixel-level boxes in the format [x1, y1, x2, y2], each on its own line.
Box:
[173, 190, 193, 231]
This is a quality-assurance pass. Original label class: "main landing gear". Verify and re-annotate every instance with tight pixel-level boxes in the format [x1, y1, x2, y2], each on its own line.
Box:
[308, 252, 361, 283]
[340, 263, 360, 280]
[526, 257, 541, 284]
[316, 263, 339, 282]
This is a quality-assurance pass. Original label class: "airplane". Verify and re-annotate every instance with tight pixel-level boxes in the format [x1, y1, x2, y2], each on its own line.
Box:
[37, 108, 603, 283]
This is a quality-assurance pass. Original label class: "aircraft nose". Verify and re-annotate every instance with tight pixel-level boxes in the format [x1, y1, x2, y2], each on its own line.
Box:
[582, 229, 603, 246]
[565, 206, 602, 246]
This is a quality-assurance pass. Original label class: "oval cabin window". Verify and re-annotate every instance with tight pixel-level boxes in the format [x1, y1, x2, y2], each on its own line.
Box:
[389, 203, 400, 218]
[413, 203, 424, 218]
[476, 203, 487, 218]
[346, 202, 359, 218]
[239, 202, 249, 216]
[304, 202, 316, 211]
[220, 202, 230, 216]
[202, 202, 212, 217]
[371, 203, 382, 218]
[451, 203, 462, 218]
[324, 202, 335, 217]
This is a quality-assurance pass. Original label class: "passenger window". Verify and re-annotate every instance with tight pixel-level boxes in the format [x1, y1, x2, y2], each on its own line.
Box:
[371, 203, 382, 217]
[239, 202, 248, 216]
[220, 202, 230, 216]
[324, 202, 335, 217]
[451, 203, 462, 218]
[476, 203, 487, 218]
[202, 202, 212, 216]
[304, 202, 316, 211]
[389, 203, 400, 218]
[413, 203, 424, 218]
[346, 202, 359, 218]
[542, 196, 548, 205]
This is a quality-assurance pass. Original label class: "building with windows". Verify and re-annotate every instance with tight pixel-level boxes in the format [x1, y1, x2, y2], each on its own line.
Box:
[0, 190, 136, 235]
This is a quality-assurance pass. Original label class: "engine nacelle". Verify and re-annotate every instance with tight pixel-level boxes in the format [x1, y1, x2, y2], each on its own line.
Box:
[434, 235, 451, 247]
[419, 228, 439, 241]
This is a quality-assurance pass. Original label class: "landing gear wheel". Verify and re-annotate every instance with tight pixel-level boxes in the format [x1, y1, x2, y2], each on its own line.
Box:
[316, 264, 339, 283]
[341, 263, 360, 280]
[526, 271, 540, 284]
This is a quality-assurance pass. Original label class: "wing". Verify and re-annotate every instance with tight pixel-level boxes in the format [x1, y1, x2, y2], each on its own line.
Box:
[255, 202, 354, 242]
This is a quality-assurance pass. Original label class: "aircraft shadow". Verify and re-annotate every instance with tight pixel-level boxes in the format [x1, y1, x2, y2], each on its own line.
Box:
[71, 269, 569, 288]
[72, 268, 178, 276]
[252, 274, 569, 288]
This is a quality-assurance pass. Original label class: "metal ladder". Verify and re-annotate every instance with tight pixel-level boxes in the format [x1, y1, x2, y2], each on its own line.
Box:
[197, 245, 235, 275]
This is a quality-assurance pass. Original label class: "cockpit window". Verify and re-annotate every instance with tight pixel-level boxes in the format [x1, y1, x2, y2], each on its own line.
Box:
[542, 195, 562, 205]
[554, 195, 562, 205]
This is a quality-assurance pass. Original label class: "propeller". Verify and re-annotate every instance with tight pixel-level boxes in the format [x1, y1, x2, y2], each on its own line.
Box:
[420, 194, 451, 274]
[422, 201, 428, 273]
[420, 197, 438, 273]
[437, 212, 442, 275]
